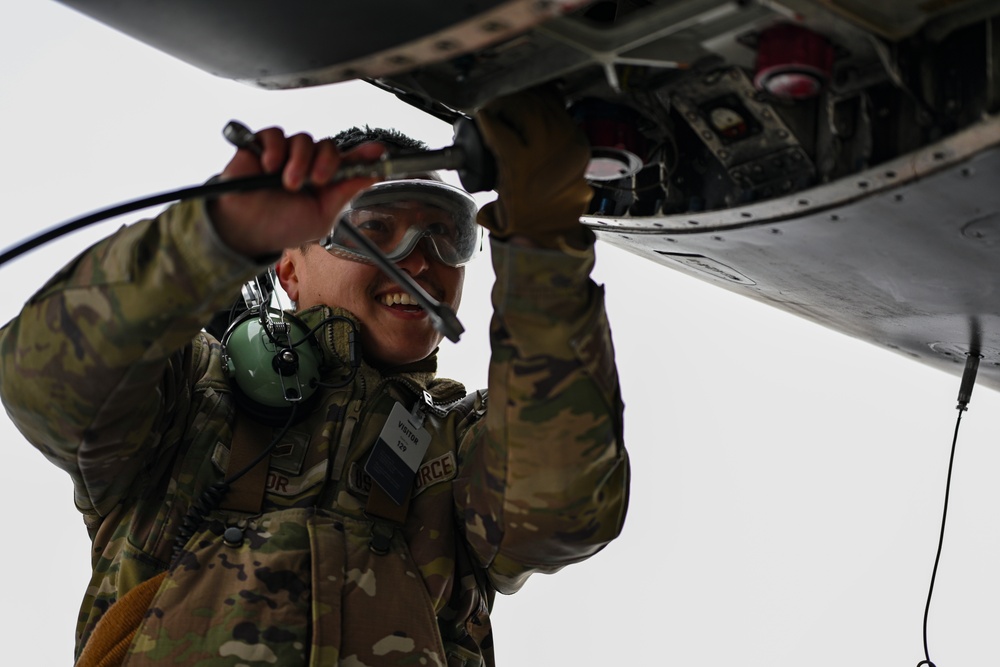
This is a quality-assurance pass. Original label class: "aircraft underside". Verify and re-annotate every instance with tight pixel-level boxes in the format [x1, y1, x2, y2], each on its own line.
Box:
[58, 0, 1000, 389]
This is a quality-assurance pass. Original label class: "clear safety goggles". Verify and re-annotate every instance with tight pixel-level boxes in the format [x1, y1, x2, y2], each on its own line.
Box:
[321, 179, 481, 268]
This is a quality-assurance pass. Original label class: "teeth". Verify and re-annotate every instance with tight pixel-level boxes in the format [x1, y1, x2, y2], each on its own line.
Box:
[380, 293, 419, 307]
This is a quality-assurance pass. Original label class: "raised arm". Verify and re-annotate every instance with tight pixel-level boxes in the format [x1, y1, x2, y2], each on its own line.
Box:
[0, 130, 383, 517]
[455, 90, 630, 593]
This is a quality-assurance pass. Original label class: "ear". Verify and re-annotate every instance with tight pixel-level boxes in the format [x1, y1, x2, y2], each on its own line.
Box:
[275, 251, 301, 303]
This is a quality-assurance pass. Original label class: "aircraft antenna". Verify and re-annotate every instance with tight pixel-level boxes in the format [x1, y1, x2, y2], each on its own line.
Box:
[916, 352, 980, 667]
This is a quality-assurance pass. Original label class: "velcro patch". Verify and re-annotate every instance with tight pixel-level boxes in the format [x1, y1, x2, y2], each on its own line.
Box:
[210, 428, 311, 477]
[347, 451, 457, 498]
[269, 429, 311, 476]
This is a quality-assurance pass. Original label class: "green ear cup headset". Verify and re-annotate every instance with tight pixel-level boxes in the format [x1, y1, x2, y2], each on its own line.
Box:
[221, 306, 323, 425]
[218, 273, 360, 427]
[219, 273, 328, 426]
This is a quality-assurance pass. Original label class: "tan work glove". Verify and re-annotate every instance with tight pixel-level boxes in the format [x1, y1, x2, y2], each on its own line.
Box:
[475, 88, 594, 250]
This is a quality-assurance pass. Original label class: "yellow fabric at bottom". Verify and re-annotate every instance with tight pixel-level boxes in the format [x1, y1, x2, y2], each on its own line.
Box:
[76, 571, 168, 667]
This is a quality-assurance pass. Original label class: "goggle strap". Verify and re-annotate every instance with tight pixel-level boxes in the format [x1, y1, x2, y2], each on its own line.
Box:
[323, 244, 376, 265]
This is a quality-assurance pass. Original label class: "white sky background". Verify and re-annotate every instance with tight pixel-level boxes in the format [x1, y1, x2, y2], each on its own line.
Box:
[3, 4, 1000, 666]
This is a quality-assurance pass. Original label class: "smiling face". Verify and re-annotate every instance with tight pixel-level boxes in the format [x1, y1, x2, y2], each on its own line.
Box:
[276, 209, 465, 368]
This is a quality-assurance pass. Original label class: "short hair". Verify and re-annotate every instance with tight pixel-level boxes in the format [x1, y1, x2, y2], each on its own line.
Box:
[331, 126, 442, 181]
[332, 126, 428, 153]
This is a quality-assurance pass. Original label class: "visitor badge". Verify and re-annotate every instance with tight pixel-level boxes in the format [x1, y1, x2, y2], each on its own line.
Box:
[364, 401, 431, 505]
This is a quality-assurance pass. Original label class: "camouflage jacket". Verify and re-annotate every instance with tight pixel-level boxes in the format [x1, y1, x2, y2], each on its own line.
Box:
[0, 200, 629, 666]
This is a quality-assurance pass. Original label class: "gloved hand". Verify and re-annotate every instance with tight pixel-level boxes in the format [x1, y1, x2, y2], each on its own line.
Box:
[475, 88, 594, 250]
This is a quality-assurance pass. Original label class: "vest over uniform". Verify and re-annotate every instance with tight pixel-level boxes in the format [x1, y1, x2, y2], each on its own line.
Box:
[0, 200, 630, 666]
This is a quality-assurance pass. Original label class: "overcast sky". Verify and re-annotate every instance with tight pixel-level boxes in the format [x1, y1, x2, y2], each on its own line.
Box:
[3, 4, 1000, 667]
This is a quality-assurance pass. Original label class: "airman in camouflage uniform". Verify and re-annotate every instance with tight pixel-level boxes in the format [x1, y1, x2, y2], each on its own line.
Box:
[0, 90, 629, 666]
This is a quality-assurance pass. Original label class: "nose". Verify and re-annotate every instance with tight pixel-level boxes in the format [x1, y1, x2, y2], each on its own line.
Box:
[395, 238, 431, 276]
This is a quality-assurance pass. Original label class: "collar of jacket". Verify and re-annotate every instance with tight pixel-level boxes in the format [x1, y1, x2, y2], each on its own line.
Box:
[294, 305, 439, 384]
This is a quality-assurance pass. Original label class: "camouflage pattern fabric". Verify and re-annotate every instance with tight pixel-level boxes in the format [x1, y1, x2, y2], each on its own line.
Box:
[0, 199, 629, 666]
